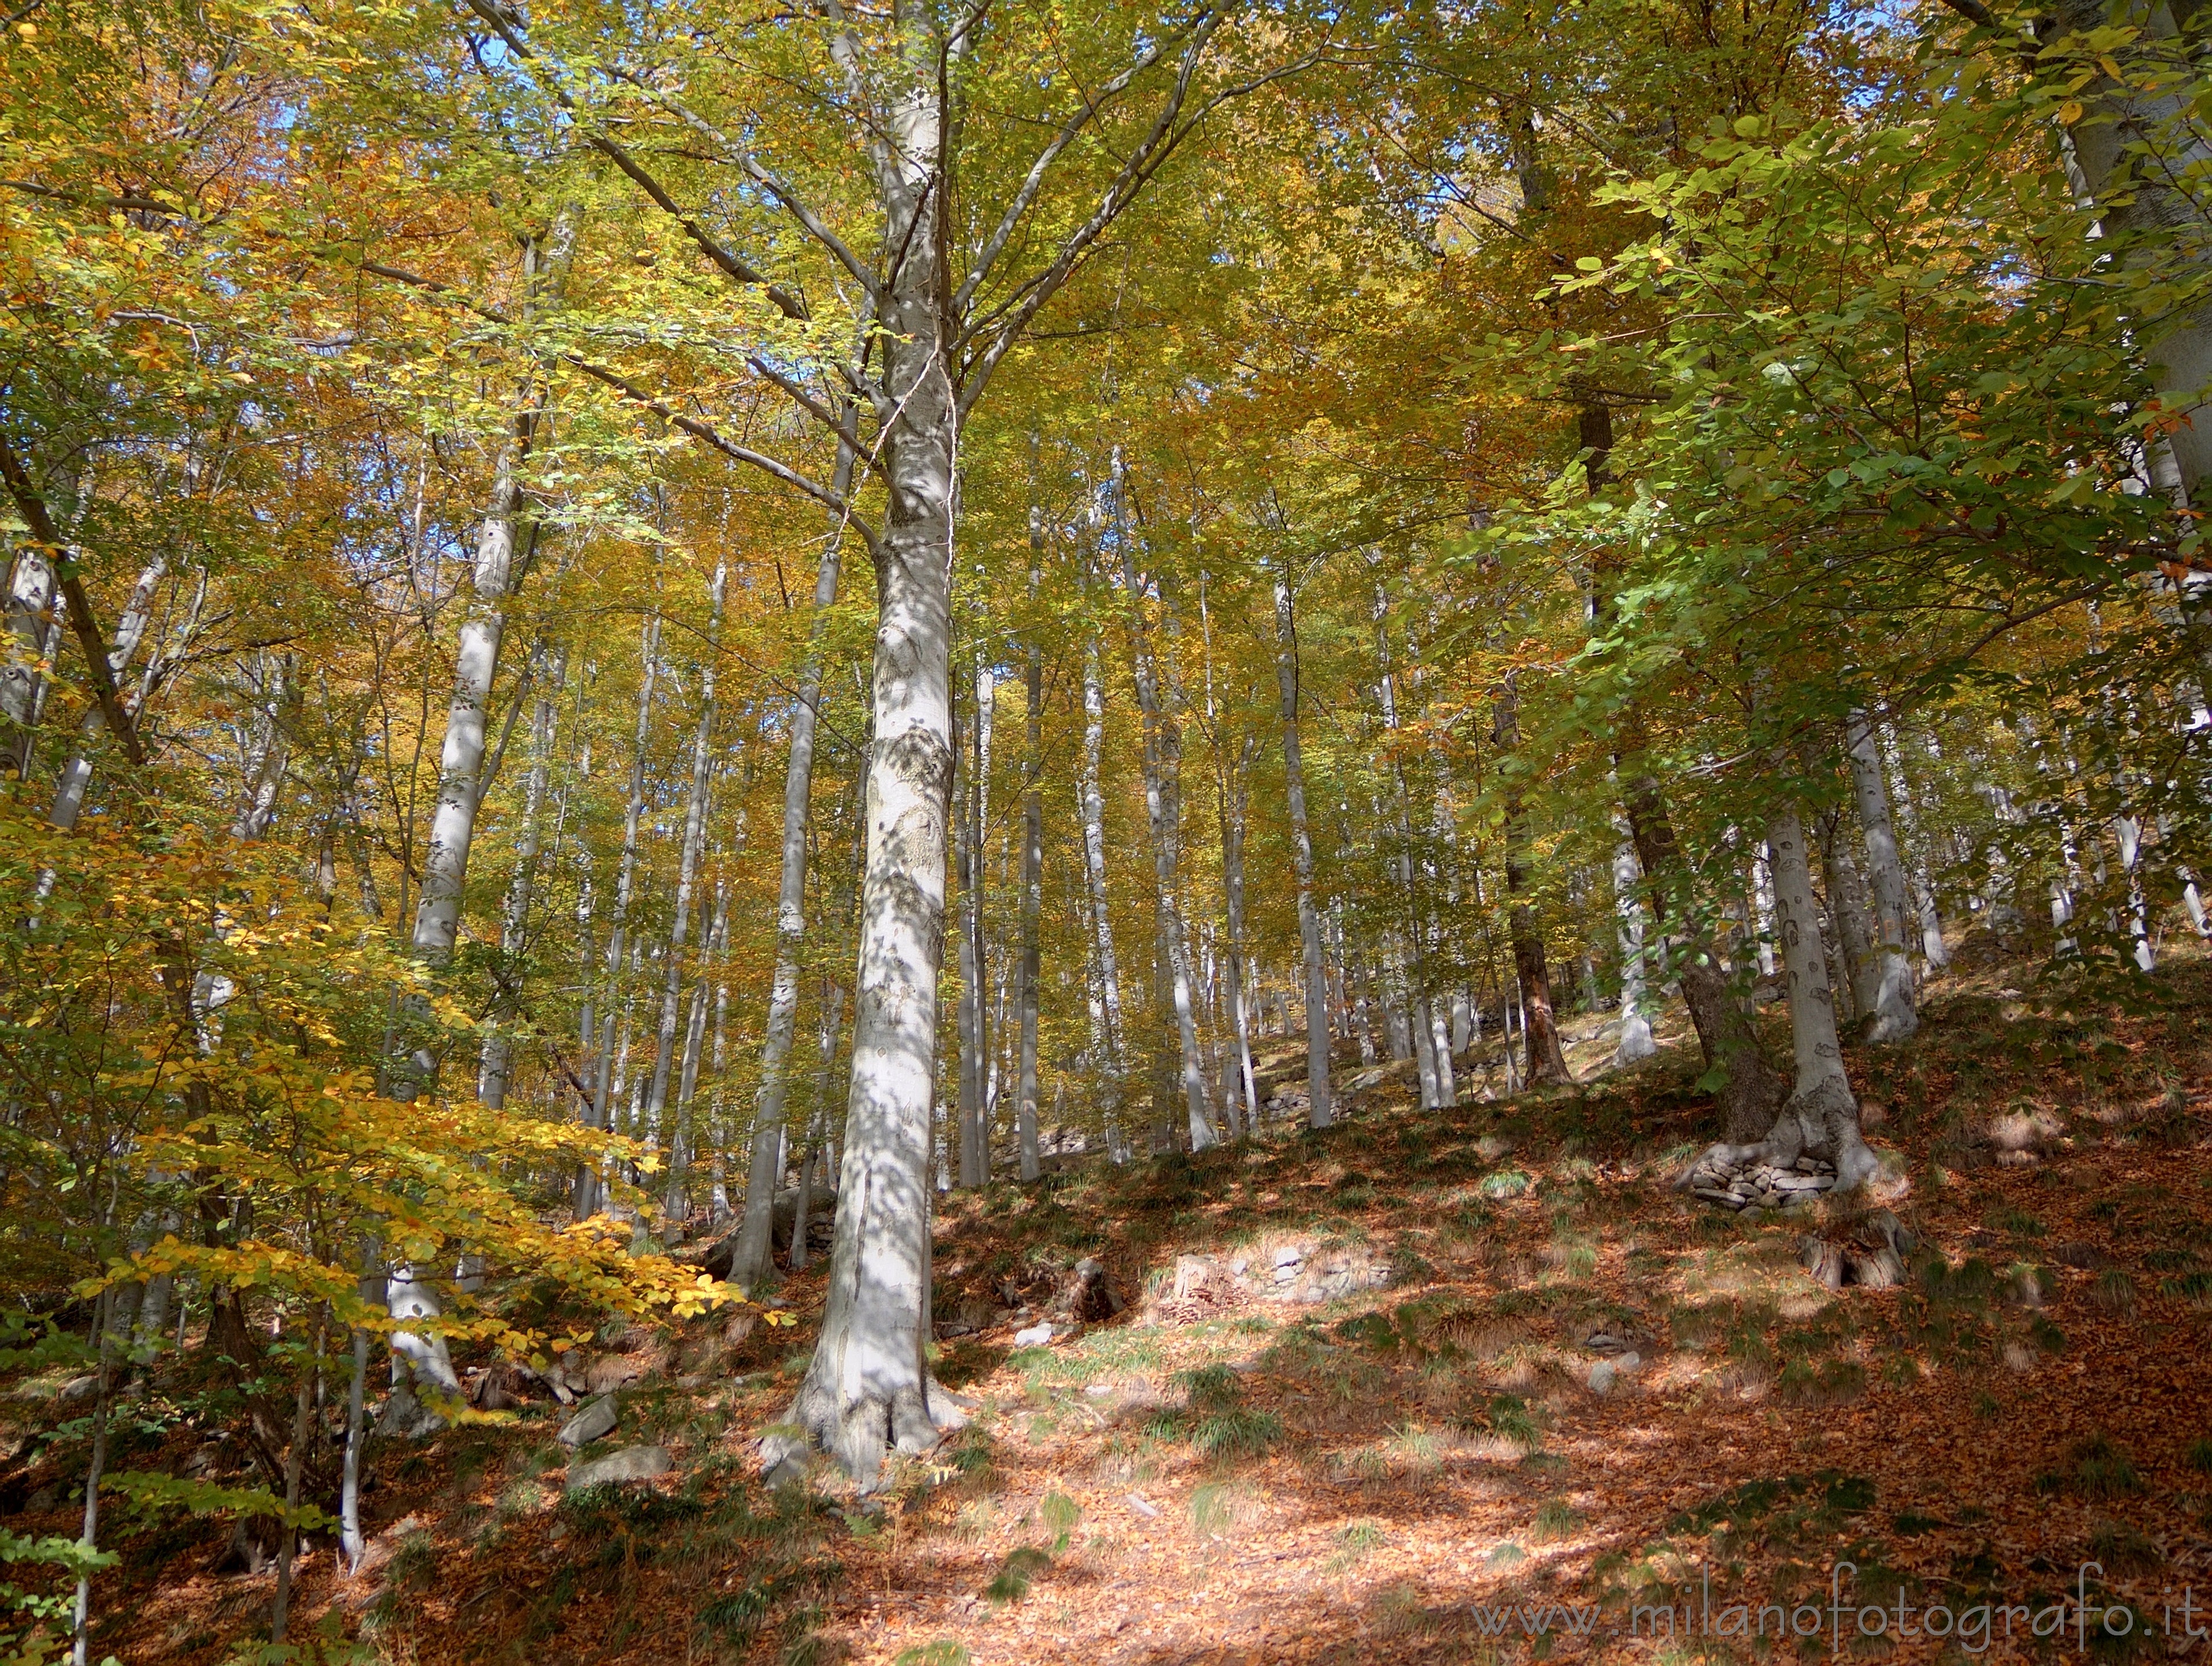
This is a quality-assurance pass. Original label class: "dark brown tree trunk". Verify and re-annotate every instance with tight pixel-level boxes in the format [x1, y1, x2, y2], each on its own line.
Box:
[1491, 680, 1573, 1086]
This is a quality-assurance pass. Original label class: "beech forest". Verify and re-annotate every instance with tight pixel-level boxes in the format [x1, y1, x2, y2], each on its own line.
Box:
[3, 0, 2212, 1659]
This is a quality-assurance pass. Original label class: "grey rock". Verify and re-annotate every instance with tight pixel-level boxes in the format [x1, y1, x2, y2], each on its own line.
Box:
[559, 1394, 619, 1448]
[1012, 1322, 1055, 1348]
[1587, 1361, 1619, 1395]
[1271, 1245, 1305, 1269]
[567, 1444, 671, 1490]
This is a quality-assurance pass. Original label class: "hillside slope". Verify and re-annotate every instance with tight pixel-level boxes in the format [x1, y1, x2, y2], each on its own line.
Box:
[16, 952, 2212, 1665]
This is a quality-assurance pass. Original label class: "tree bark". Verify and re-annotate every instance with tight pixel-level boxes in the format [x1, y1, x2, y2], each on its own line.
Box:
[1491, 679, 1573, 1086]
[1820, 808, 1882, 1029]
[1763, 803, 1879, 1184]
[1078, 632, 1129, 1152]
[578, 614, 659, 1220]
[733, 448, 855, 1284]
[1016, 537, 1045, 1181]
[955, 659, 994, 1183]
[1612, 831, 1658, 1064]
[2039, 0, 2212, 499]
[1845, 711, 1918, 1039]
[1273, 574, 1332, 1129]
[481, 643, 564, 1108]
[770, 124, 966, 1479]
[1882, 725, 1951, 969]
[1117, 518, 1217, 1151]
[41, 555, 169, 830]
[648, 560, 726, 1215]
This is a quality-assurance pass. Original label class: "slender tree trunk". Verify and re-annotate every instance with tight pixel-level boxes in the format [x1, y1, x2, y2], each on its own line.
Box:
[1612, 830, 1658, 1064]
[1821, 809, 1882, 1028]
[1078, 633, 1129, 1151]
[270, 1311, 319, 1643]
[481, 644, 564, 1107]
[955, 661, 994, 1183]
[1844, 710, 1919, 1038]
[578, 615, 658, 1220]
[734, 446, 854, 1286]
[649, 560, 726, 1217]
[1016, 567, 1044, 1181]
[412, 468, 535, 964]
[339, 1248, 376, 1573]
[68, 1293, 111, 1666]
[1116, 528, 1216, 1151]
[1491, 679, 1572, 1085]
[1219, 744, 1260, 1130]
[1882, 725, 1951, 969]
[1273, 575, 1332, 1129]
[1762, 803, 1879, 1185]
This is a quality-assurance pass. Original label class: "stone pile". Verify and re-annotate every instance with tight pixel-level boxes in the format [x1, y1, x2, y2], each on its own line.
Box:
[1681, 1152, 1837, 1213]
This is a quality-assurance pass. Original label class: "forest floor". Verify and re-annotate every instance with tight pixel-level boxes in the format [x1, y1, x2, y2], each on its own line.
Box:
[12, 944, 2212, 1665]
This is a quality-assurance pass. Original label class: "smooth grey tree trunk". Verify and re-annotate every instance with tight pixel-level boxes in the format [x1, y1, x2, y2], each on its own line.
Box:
[1220, 743, 1260, 1130]
[412, 217, 572, 961]
[1687, 804, 1878, 1189]
[1611, 832, 1657, 1064]
[1822, 813, 1882, 1027]
[2, 540, 54, 778]
[648, 559, 726, 1215]
[411, 470, 531, 963]
[1015, 568, 1044, 1181]
[770, 92, 969, 1480]
[481, 644, 564, 1108]
[578, 615, 659, 1220]
[1114, 523, 1216, 1151]
[955, 661, 994, 1182]
[2038, 0, 2212, 499]
[1845, 711, 1919, 1039]
[1273, 576, 1332, 1129]
[1078, 633, 1130, 1151]
[733, 450, 855, 1281]
[1882, 725, 1951, 968]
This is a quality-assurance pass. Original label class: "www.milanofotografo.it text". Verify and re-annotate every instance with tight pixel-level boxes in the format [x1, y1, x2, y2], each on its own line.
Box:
[1461, 1562, 2211, 1652]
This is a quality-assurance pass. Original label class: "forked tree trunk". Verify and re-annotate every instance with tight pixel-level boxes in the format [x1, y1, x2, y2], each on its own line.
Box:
[1845, 712, 1918, 1039]
[1685, 803, 1879, 1189]
[769, 180, 967, 1480]
[1273, 575, 1332, 1129]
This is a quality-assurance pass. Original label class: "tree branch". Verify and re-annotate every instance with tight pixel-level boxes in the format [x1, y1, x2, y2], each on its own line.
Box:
[453, 0, 813, 320]
[0, 437, 147, 766]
